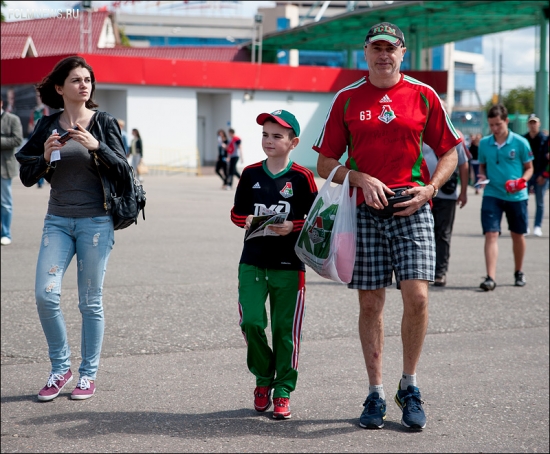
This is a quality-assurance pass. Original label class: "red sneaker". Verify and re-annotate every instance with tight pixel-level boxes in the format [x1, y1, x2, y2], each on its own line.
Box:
[273, 397, 292, 419]
[254, 386, 272, 412]
[37, 370, 73, 401]
[71, 377, 96, 400]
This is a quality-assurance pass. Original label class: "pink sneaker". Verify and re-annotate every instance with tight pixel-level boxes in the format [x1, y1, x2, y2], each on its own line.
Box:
[38, 370, 73, 401]
[71, 377, 96, 400]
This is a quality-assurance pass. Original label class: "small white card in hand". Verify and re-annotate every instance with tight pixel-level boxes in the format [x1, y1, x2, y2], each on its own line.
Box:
[475, 179, 489, 187]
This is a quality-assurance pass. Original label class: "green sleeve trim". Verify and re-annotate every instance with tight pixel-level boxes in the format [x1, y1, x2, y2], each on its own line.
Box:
[420, 92, 429, 109]
[343, 97, 357, 169]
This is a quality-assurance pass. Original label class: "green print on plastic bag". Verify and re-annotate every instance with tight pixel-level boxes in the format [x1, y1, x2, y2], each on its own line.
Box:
[297, 197, 338, 259]
[295, 165, 357, 284]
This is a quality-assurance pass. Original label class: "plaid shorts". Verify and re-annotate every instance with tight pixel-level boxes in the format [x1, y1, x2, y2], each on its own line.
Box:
[349, 203, 435, 290]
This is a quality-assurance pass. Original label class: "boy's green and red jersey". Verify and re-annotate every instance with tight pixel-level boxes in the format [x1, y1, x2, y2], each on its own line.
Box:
[313, 73, 462, 206]
[231, 160, 318, 271]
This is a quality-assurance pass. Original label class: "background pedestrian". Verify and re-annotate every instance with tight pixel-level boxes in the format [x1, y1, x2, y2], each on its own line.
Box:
[27, 90, 49, 188]
[423, 139, 469, 287]
[524, 114, 549, 237]
[469, 133, 481, 194]
[476, 104, 533, 290]
[117, 118, 130, 158]
[225, 127, 242, 190]
[130, 128, 143, 181]
[1, 96, 23, 246]
[215, 129, 228, 187]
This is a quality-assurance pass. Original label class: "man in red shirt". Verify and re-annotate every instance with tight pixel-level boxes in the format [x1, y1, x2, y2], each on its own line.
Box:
[314, 22, 460, 430]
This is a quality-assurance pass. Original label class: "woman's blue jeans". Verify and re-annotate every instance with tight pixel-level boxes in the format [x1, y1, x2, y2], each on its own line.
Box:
[529, 177, 549, 228]
[35, 214, 114, 379]
[1, 176, 13, 239]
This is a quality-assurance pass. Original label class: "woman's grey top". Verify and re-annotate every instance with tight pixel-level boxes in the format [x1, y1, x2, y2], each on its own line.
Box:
[47, 118, 107, 218]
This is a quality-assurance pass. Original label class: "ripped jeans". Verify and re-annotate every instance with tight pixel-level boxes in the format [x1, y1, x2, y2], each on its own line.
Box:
[35, 214, 114, 379]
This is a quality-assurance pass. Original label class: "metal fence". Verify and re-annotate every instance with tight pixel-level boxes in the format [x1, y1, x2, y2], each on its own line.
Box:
[136, 147, 202, 176]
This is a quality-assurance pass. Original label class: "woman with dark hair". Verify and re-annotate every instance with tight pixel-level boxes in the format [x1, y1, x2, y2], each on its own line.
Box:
[215, 129, 228, 187]
[15, 56, 127, 401]
[130, 128, 143, 181]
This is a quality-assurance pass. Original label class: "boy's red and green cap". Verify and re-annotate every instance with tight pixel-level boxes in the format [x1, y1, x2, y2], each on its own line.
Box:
[365, 22, 405, 47]
[256, 110, 300, 136]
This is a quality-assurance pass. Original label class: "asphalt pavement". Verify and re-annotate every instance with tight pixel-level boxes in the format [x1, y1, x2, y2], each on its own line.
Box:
[1, 172, 548, 453]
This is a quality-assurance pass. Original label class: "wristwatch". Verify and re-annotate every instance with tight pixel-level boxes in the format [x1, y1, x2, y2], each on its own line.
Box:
[427, 183, 438, 198]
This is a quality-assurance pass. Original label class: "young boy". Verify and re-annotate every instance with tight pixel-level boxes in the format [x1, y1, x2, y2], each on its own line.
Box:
[230, 110, 318, 419]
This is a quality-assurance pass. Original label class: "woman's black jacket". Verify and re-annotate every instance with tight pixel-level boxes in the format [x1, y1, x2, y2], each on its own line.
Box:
[15, 110, 128, 211]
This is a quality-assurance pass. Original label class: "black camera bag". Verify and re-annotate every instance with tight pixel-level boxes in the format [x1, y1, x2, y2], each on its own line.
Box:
[367, 186, 413, 218]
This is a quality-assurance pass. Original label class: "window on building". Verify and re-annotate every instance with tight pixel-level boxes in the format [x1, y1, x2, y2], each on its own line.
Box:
[432, 46, 444, 70]
[299, 50, 346, 67]
[455, 62, 474, 71]
[454, 37, 482, 54]
[127, 35, 247, 47]
[401, 52, 411, 70]
[454, 62, 476, 91]
[277, 17, 290, 31]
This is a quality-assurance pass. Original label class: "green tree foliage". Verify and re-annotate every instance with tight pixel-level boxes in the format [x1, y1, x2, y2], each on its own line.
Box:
[484, 86, 535, 114]
[1, 1, 6, 22]
[119, 27, 131, 47]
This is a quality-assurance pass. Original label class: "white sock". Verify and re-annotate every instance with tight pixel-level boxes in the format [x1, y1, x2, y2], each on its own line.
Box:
[401, 373, 417, 390]
[369, 384, 385, 400]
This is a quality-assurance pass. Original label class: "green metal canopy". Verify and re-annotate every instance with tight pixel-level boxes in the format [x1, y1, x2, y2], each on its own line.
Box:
[258, 1, 547, 52]
[252, 0, 549, 128]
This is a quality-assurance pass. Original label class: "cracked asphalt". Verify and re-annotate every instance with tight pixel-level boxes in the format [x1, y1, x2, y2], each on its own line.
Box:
[1, 172, 548, 453]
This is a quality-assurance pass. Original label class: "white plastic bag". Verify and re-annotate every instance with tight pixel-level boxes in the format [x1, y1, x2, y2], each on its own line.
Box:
[295, 165, 357, 284]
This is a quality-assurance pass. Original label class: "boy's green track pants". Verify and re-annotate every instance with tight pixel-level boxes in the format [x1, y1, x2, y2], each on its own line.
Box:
[238, 264, 306, 399]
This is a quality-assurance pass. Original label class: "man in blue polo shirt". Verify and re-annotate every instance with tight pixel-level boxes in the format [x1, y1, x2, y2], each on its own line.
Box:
[476, 104, 533, 290]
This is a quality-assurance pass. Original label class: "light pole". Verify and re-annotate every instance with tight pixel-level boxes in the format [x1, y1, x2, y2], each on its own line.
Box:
[80, 0, 93, 54]
[252, 14, 263, 65]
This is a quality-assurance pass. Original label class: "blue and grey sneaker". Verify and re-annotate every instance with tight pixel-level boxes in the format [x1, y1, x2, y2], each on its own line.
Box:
[359, 392, 387, 429]
[394, 383, 426, 429]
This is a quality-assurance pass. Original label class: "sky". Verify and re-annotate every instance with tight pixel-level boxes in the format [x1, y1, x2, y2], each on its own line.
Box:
[4, 1, 548, 105]
[479, 25, 548, 104]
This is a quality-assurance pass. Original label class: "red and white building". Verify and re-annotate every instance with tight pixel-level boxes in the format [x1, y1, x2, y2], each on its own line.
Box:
[1, 10, 447, 171]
